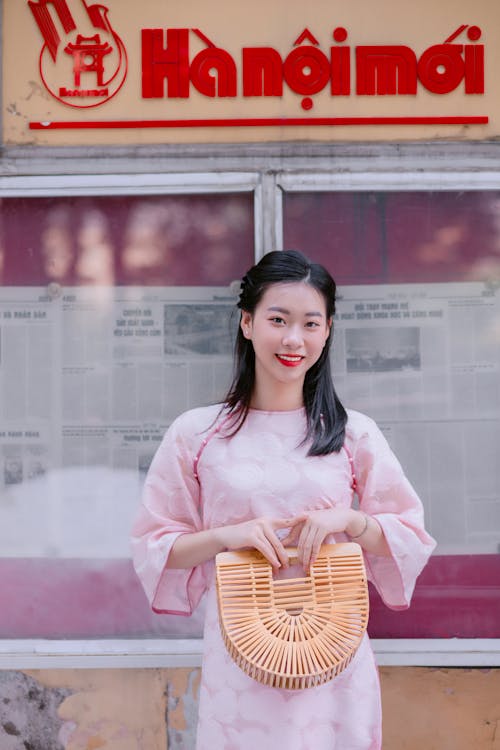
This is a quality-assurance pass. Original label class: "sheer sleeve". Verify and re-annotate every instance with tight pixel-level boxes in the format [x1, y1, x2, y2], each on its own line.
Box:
[131, 410, 208, 616]
[347, 412, 437, 610]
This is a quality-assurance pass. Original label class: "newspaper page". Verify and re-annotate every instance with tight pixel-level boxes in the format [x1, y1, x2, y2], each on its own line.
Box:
[0, 288, 60, 556]
[0, 285, 237, 559]
[333, 281, 500, 555]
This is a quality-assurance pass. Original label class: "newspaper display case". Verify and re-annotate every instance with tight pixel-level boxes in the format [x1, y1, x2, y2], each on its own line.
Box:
[1, 0, 499, 663]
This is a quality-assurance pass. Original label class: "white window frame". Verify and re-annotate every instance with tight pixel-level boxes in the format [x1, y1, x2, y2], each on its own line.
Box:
[0, 638, 499, 670]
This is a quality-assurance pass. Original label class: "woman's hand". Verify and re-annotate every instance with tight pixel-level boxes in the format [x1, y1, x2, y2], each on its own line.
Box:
[168, 515, 305, 570]
[168, 508, 389, 572]
[215, 516, 303, 570]
[281, 507, 360, 571]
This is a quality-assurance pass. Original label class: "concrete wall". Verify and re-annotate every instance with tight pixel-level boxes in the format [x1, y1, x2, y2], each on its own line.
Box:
[1, 666, 499, 749]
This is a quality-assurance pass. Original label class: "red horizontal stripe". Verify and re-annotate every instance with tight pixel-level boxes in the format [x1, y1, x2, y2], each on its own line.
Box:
[0, 555, 498, 638]
[29, 115, 489, 130]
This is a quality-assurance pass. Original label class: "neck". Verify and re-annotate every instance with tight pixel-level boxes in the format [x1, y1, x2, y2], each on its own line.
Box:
[250, 382, 304, 412]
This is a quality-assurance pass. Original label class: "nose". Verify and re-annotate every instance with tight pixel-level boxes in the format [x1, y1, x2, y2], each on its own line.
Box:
[282, 325, 303, 349]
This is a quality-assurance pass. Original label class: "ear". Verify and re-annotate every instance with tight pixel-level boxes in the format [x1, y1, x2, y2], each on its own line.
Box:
[326, 317, 333, 338]
[240, 311, 252, 339]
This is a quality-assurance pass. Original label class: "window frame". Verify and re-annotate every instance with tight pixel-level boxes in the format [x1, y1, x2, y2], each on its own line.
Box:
[1, 162, 499, 667]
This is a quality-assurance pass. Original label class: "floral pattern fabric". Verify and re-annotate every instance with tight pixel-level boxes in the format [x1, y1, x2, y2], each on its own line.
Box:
[131, 405, 436, 750]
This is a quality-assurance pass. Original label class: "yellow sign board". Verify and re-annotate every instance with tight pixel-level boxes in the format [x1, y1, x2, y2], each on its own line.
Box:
[3, 0, 498, 145]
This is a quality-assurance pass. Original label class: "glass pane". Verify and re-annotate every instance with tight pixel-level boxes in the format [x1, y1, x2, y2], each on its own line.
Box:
[1, 194, 253, 286]
[0, 193, 254, 638]
[284, 191, 500, 284]
[284, 190, 500, 637]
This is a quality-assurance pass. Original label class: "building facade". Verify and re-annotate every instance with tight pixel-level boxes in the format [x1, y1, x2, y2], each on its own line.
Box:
[1, 1, 499, 747]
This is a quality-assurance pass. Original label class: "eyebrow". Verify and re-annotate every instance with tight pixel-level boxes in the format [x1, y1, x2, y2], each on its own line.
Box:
[267, 306, 324, 318]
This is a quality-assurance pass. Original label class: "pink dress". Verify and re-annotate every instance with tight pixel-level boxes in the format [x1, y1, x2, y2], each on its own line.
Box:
[131, 405, 436, 750]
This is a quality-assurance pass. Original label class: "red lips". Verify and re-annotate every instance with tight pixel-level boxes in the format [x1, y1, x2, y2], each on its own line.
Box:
[275, 354, 304, 367]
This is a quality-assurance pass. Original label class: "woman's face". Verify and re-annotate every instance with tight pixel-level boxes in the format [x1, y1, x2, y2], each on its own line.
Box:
[240, 281, 331, 402]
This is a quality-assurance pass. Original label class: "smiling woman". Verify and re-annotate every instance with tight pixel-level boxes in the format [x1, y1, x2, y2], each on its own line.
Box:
[222, 250, 347, 457]
[131, 249, 436, 750]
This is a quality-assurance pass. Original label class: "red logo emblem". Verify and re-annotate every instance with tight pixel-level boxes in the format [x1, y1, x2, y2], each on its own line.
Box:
[28, 0, 127, 108]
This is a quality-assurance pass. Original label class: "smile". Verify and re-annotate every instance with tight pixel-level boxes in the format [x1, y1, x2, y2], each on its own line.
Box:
[275, 354, 305, 367]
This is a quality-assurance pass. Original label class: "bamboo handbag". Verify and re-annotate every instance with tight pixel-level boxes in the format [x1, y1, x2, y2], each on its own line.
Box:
[215, 542, 369, 690]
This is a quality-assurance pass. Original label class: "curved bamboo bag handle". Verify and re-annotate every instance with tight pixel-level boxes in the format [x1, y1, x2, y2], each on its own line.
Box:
[216, 543, 369, 690]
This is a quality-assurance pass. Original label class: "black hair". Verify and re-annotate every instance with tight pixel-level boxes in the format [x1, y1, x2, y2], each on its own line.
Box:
[222, 250, 347, 455]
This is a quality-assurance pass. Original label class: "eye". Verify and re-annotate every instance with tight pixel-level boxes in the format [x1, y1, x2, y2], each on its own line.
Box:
[270, 316, 285, 324]
[305, 320, 321, 328]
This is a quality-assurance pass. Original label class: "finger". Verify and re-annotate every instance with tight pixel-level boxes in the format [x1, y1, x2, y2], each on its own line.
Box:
[271, 515, 307, 530]
[280, 525, 301, 547]
[269, 535, 290, 569]
[280, 514, 310, 550]
[299, 524, 323, 571]
[297, 523, 314, 570]
[263, 521, 301, 568]
[253, 536, 283, 569]
[308, 530, 325, 568]
[260, 525, 291, 569]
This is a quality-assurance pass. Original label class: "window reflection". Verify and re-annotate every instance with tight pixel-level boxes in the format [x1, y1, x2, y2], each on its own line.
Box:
[284, 191, 500, 284]
[40, 205, 75, 283]
[1, 194, 254, 286]
[75, 208, 115, 286]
